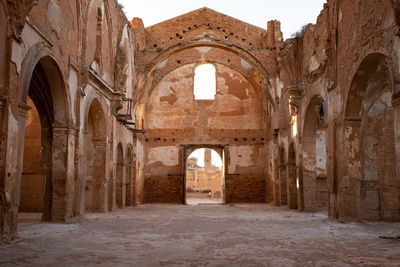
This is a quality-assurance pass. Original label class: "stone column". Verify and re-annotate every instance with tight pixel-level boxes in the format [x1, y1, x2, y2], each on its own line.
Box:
[51, 125, 76, 221]
[279, 163, 287, 205]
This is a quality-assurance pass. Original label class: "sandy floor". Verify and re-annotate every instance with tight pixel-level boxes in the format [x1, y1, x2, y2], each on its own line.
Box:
[1, 204, 399, 266]
[186, 197, 222, 205]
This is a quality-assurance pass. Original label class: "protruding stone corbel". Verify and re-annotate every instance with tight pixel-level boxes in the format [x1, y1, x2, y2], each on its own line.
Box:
[286, 84, 305, 127]
[18, 102, 31, 117]
[392, 88, 400, 107]
[327, 80, 336, 91]
[285, 83, 305, 111]
[9, 0, 38, 42]
[112, 101, 124, 118]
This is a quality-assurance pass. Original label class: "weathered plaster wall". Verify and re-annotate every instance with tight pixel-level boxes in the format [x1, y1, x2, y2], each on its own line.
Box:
[0, 0, 137, 242]
[277, 0, 400, 221]
[142, 63, 267, 203]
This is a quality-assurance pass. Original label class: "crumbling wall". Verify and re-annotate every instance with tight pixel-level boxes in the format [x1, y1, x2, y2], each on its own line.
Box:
[0, 0, 137, 242]
[143, 63, 267, 203]
[277, 0, 400, 221]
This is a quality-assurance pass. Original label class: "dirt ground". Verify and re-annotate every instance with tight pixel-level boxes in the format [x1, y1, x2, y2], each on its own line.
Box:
[1, 204, 399, 266]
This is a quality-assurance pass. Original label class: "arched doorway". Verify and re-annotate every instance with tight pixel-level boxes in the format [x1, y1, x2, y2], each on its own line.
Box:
[20, 63, 54, 221]
[302, 96, 328, 212]
[185, 148, 224, 205]
[18, 54, 69, 222]
[85, 99, 107, 212]
[116, 143, 124, 208]
[343, 53, 398, 221]
[125, 145, 133, 206]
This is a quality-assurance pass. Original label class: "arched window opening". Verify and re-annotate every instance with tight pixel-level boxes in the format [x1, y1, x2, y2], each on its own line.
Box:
[289, 104, 298, 137]
[194, 63, 216, 100]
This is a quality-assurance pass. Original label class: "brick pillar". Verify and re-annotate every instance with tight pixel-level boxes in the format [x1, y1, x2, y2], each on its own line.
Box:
[287, 162, 298, 209]
[279, 164, 287, 205]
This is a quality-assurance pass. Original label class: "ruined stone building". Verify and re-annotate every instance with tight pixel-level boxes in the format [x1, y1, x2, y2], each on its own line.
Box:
[1, 0, 400, 242]
[186, 149, 223, 201]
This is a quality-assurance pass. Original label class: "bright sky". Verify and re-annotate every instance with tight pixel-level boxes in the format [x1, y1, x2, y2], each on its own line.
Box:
[188, 148, 222, 168]
[194, 63, 216, 100]
[118, 0, 326, 39]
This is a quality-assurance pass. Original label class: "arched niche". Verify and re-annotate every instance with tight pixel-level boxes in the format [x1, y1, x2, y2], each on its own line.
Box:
[343, 53, 398, 221]
[84, 98, 107, 212]
[302, 95, 328, 212]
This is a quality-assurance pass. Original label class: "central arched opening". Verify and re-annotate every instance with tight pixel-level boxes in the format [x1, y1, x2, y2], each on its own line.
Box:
[185, 148, 224, 205]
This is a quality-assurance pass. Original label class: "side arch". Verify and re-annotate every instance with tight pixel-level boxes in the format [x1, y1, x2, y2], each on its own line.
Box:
[84, 97, 108, 212]
[16, 43, 73, 222]
[301, 95, 328, 212]
[342, 53, 398, 221]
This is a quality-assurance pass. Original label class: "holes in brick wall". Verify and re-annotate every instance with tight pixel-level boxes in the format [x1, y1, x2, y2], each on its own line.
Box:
[177, 60, 181, 64]
[153, 44, 157, 48]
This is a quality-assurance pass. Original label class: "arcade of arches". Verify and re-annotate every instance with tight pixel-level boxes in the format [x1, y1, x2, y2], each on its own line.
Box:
[0, 0, 400, 245]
